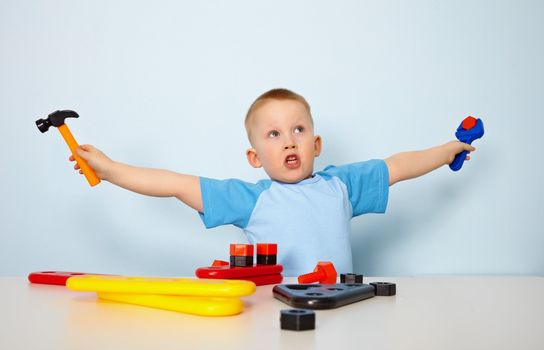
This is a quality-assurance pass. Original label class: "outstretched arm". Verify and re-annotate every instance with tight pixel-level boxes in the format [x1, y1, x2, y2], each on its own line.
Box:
[385, 141, 476, 186]
[70, 145, 202, 212]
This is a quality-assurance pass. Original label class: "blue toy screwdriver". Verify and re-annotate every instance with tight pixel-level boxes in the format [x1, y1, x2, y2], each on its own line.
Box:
[449, 116, 485, 171]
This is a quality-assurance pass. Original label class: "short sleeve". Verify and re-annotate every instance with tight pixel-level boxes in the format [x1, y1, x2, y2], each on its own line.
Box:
[198, 177, 272, 229]
[318, 159, 389, 217]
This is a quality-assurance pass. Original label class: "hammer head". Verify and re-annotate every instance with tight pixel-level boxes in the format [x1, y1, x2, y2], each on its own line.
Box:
[36, 110, 79, 133]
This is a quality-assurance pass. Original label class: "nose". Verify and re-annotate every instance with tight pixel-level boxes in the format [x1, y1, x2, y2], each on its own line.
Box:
[283, 134, 297, 150]
[283, 141, 296, 150]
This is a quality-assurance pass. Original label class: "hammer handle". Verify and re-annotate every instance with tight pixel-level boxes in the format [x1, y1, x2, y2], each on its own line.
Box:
[58, 124, 101, 187]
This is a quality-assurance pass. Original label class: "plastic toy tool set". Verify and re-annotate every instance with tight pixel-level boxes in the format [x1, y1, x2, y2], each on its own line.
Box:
[195, 243, 283, 285]
[28, 245, 397, 333]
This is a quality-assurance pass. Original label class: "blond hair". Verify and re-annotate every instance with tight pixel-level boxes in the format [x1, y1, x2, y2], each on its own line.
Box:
[245, 88, 313, 141]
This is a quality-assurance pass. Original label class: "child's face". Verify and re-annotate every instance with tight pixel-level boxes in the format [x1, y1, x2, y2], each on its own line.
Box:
[246, 99, 322, 183]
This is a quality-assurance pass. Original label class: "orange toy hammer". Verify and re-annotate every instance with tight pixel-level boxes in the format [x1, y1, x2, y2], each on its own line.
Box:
[36, 110, 100, 187]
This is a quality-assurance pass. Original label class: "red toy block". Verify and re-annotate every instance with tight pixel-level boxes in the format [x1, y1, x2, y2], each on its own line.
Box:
[256, 243, 277, 255]
[298, 262, 338, 284]
[230, 244, 254, 256]
[28, 271, 110, 286]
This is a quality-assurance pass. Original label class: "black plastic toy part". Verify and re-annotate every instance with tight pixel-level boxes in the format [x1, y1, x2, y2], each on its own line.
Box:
[280, 309, 315, 331]
[273, 283, 375, 309]
[229, 256, 253, 267]
[35, 110, 79, 133]
[257, 254, 277, 265]
[340, 273, 363, 284]
[370, 282, 396, 296]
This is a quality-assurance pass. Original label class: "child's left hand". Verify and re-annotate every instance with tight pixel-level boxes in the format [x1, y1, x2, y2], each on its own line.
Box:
[444, 141, 476, 164]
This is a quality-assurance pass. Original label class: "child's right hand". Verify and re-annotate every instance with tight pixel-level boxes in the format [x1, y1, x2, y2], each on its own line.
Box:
[69, 144, 115, 180]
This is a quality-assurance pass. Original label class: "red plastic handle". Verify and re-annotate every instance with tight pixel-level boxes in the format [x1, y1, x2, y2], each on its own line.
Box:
[28, 271, 111, 285]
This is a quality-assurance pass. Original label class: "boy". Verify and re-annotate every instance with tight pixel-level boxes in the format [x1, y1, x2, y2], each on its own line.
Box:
[71, 88, 475, 276]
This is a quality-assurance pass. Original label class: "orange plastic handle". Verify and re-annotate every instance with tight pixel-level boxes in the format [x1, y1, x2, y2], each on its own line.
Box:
[58, 124, 100, 187]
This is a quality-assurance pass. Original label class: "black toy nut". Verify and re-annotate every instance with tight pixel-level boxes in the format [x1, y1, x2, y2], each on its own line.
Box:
[340, 273, 363, 284]
[280, 309, 315, 331]
[370, 282, 396, 296]
[229, 256, 253, 267]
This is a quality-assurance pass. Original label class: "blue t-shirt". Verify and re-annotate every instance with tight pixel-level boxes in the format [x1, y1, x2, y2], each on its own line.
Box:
[199, 159, 389, 276]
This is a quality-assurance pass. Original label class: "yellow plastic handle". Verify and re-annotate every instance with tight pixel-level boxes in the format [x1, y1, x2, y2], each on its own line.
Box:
[66, 275, 256, 297]
[58, 124, 100, 187]
[98, 293, 244, 316]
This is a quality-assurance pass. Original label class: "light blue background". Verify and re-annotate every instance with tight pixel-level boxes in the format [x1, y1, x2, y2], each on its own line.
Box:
[1, 0, 543, 276]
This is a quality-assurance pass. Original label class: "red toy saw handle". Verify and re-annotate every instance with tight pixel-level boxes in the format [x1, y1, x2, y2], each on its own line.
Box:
[58, 124, 100, 187]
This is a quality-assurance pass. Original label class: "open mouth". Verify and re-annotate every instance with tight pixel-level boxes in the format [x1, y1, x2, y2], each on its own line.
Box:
[284, 154, 300, 169]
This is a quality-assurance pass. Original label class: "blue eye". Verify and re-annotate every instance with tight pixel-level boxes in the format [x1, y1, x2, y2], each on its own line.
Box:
[294, 126, 304, 134]
[268, 130, 280, 138]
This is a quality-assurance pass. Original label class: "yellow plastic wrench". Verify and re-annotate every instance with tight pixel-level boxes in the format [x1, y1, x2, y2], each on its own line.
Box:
[98, 293, 244, 316]
[66, 275, 256, 297]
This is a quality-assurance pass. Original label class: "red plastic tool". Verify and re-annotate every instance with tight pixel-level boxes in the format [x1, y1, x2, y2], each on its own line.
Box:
[28, 271, 110, 286]
[195, 264, 283, 279]
[195, 264, 283, 286]
[298, 262, 338, 284]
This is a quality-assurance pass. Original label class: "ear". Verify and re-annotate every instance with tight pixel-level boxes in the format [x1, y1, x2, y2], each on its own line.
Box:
[246, 148, 262, 168]
[313, 135, 322, 157]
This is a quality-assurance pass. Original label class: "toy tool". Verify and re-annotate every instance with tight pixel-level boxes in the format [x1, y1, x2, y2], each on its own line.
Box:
[449, 116, 485, 171]
[196, 263, 282, 279]
[340, 273, 363, 284]
[298, 262, 337, 284]
[36, 110, 100, 187]
[195, 263, 283, 286]
[280, 309, 315, 331]
[98, 293, 244, 316]
[28, 271, 110, 286]
[196, 243, 283, 286]
[230, 243, 254, 267]
[66, 275, 256, 297]
[212, 260, 230, 267]
[370, 282, 396, 296]
[257, 243, 277, 265]
[273, 283, 375, 309]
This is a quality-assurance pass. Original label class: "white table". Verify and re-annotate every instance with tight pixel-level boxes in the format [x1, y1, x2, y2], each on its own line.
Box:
[1, 276, 543, 350]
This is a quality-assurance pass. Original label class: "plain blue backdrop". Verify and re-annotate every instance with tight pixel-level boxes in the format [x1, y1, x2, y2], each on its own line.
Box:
[1, 0, 543, 276]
